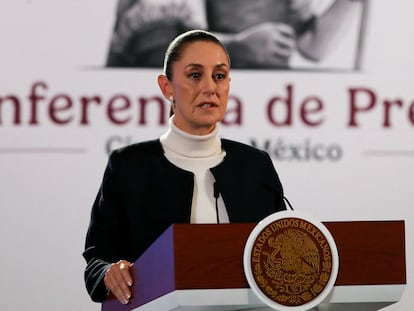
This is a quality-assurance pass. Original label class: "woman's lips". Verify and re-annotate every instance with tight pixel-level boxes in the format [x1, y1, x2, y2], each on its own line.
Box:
[198, 102, 217, 109]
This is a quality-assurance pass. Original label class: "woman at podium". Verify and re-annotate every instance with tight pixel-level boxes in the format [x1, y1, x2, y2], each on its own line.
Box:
[83, 30, 286, 305]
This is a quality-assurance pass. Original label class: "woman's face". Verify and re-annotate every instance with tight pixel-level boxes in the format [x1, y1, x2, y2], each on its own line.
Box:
[159, 41, 230, 135]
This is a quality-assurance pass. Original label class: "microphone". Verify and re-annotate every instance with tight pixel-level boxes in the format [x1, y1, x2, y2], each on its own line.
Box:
[214, 182, 220, 199]
[213, 182, 220, 223]
[283, 196, 294, 210]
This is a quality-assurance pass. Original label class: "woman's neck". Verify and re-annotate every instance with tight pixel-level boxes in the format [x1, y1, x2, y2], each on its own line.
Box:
[160, 116, 222, 158]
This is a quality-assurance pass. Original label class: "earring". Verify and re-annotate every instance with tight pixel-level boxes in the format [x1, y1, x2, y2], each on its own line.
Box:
[168, 95, 174, 103]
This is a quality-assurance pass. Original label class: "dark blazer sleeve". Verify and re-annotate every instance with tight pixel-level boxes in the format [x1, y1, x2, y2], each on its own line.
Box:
[82, 141, 195, 302]
[83, 150, 132, 302]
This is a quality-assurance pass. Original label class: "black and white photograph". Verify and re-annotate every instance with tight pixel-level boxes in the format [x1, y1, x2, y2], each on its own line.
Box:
[106, 0, 367, 70]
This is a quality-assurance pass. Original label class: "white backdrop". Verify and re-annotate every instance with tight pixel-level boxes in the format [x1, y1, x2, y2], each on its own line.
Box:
[0, 1, 413, 310]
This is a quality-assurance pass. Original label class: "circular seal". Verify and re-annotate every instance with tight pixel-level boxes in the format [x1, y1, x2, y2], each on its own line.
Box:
[243, 211, 339, 311]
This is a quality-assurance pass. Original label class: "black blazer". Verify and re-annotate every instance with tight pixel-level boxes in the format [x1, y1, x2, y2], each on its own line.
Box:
[83, 139, 285, 302]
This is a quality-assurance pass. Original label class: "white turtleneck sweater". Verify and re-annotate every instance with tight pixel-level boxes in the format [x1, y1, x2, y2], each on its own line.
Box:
[160, 117, 230, 224]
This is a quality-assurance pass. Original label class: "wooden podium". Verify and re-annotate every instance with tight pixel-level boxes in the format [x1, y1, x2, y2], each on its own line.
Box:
[102, 221, 406, 311]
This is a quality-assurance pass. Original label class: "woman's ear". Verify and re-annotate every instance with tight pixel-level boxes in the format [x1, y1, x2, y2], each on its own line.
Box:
[157, 74, 173, 100]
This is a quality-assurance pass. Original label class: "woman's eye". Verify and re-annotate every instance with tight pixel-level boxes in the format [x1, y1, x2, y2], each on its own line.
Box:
[214, 73, 226, 80]
[189, 72, 201, 79]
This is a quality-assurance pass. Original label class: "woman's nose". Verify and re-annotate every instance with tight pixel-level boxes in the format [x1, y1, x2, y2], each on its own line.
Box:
[201, 76, 216, 95]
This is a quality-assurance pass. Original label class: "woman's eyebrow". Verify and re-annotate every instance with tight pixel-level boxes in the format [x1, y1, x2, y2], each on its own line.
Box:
[185, 63, 229, 70]
[185, 63, 203, 69]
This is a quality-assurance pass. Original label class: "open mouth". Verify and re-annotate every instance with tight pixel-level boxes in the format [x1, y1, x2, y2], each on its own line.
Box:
[199, 103, 216, 109]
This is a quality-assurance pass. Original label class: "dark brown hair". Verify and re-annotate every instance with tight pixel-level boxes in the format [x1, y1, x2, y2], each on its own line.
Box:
[163, 29, 231, 81]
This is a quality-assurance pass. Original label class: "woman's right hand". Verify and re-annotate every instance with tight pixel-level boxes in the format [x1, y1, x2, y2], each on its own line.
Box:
[104, 260, 134, 305]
